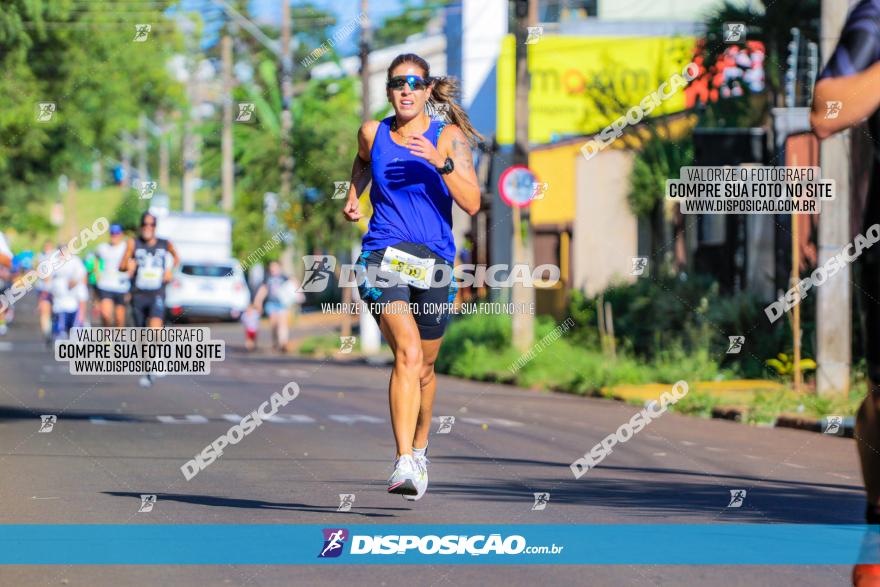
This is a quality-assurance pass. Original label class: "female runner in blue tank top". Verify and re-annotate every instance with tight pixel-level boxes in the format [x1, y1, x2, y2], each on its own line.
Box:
[342, 53, 482, 500]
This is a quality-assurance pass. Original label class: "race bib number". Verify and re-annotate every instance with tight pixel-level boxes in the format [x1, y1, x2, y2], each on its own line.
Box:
[136, 267, 163, 290]
[381, 247, 435, 290]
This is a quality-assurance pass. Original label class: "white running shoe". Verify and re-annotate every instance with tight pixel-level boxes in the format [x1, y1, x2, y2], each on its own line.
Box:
[387, 454, 419, 496]
[138, 374, 153, 388]
[404, 455, 429, 501]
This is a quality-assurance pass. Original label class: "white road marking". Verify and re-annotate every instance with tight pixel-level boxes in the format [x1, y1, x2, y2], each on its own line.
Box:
[828, 472, 854, 480]
[680, 440, 697, 446]
[329, 415, 384, 424]
[157, 415, 209, 424]
[783, 462, 806, 469]
[705, 447, 727, 452]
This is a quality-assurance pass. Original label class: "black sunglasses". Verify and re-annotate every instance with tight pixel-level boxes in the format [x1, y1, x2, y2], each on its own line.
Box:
[386, 75, 430, 91]
[141, 221, 156, 227]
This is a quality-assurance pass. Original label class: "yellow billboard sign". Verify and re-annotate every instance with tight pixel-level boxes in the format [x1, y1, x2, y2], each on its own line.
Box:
[497, 35, 696, 145]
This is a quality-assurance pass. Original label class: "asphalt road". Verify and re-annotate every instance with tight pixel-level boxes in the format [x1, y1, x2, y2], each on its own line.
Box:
[0, 299, 866, 586]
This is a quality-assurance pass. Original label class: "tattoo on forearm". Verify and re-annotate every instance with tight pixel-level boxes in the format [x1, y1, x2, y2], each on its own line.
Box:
[451, 137, 473, 172]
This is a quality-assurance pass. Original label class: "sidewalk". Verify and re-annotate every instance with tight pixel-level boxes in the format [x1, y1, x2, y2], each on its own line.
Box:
[603, 380, 856, 437]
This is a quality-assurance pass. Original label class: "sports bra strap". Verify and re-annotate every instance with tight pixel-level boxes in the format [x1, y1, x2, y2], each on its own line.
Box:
[435, 120, 447, 144]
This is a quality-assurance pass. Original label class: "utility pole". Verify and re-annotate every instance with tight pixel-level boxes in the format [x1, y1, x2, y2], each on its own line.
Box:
[279, 1, 293, 204]
[137, 113, 148, 184]
[157, 109, 170, 192]
[511, 0, 536, 352]
[345, 0, 371, 342]
[816, 0, 851, 395]
[221, 34, 234, 212]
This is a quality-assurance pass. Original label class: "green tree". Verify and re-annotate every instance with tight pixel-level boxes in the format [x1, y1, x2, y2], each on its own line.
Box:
[629, 135, 693, 268]
[373, 0, 444, 50]
[0, 1, 185, 231]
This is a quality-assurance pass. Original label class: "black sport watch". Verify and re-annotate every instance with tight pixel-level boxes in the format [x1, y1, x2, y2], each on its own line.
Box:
[436, 157, 454, 175]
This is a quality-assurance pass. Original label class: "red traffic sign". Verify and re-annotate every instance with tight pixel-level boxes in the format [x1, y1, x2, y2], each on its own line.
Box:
[499, 165, 539, 208]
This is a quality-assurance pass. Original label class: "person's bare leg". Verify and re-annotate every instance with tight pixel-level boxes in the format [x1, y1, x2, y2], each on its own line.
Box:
[114, 303, 126, 328]
[277, 308, 290, 352]
[100, 298, 114, 326]
[413, 337, 442, 451]
[379, 302, 423, 457]
[39, 299, 52, 338]
[857, 381, 880, 517]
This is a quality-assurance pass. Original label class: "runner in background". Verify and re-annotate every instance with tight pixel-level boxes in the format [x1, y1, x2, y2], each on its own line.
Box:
[95, 224, 130, 327]
[83, 251, 101, 325]
[119, 211, 179, 387]
[0, 230, 12, 335]
[35, 241, 56, 343]
[809, 1, 880, 585]
[251, 261, 301, 353]
[49, 244, 87, 340]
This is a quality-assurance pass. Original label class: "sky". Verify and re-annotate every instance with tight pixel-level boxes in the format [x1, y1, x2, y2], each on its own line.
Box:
[172, 0, 420, 53]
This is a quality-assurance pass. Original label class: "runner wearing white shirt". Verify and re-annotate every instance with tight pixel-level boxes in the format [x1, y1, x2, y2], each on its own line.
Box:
[36, 241, 55, 343]
[95, 224, 130, 327]
[49, 246, 87, 339]
[0, 231, 12, 335]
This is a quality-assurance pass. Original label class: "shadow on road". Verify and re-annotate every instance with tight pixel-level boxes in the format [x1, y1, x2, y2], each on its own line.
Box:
[0, 406, 151, 423]
[104, 491, 404, 517]
[428, 458, 865, 524]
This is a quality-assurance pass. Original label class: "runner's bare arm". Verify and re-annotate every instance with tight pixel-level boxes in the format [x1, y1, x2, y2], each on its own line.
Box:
[119, 239, 135, 272]
[252, 284, 268, 311]
[166, 241, 180, 269]
[438, 125, 481, 216]
[164, 241, 180, 283]
[811, 62, 880, 139]
[344, 121, 379, 222]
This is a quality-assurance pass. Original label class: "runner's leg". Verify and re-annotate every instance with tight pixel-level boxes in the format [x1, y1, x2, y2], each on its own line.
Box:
[100, 296, 114, 326]
[379, 301, 423, 458]
[413, 337, 442, 450]
[114, 297, 126, 328]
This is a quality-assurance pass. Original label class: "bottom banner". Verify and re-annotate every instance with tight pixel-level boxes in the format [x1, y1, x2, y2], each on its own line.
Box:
[2, 524, 879, 565]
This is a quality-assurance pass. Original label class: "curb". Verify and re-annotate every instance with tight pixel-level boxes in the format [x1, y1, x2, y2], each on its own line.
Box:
[773, 414, 854, 438]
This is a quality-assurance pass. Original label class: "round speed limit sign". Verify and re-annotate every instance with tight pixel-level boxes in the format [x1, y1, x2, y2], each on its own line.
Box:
[498, 165, 539, 208]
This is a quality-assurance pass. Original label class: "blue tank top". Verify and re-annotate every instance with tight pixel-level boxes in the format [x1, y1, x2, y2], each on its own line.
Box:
[361, 116, 456, 263]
